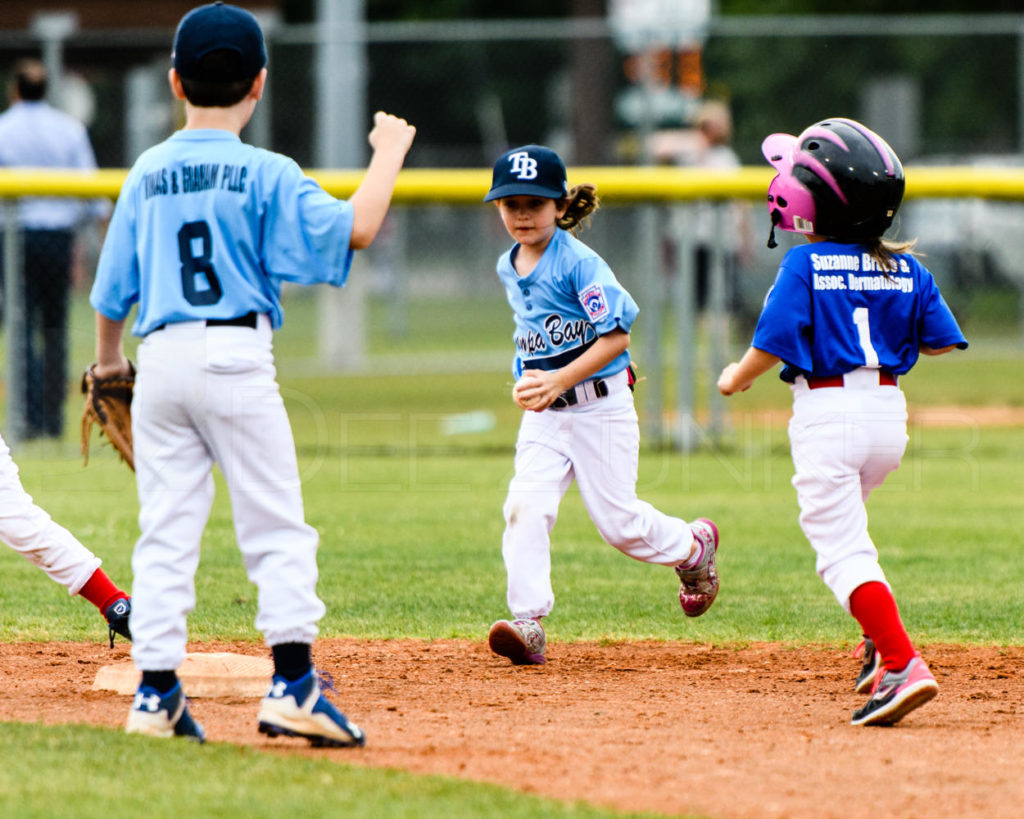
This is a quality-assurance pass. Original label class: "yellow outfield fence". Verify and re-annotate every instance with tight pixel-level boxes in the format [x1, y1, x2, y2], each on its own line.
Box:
[2, 165, 1023, 450]
[4, 166, 1024, 203]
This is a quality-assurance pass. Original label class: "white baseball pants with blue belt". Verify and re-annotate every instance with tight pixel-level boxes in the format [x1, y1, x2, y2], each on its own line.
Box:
[129, 315, 324, 672]
[502, 369, 695, 620]
[788, 367, 909, 612]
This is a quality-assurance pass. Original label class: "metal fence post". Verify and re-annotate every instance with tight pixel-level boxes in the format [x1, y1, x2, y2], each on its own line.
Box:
[316, 0, 368, 372]
[2, 202, 27, 445]
[638, 204, 663, 446]
[706, 203, 731, 445]
[670, 205, 698, 451]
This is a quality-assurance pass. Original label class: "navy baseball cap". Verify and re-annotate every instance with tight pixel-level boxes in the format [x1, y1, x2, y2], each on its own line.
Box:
[172, 2, 267, 82]
[484, 145, 569, 202]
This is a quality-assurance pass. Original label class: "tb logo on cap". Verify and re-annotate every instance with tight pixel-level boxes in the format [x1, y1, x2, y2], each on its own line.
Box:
[508, 151, 538, 180]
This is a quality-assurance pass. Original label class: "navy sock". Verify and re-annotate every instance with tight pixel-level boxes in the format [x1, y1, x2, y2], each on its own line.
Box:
[140, 671, 179, 694]
[271, 642, 313, 681]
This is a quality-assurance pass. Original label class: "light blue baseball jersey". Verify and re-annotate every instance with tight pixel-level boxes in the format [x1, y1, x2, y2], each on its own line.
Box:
[752, 241, 967, 382]
[91, 129, 354, 335]
[498, 227, 638, 380]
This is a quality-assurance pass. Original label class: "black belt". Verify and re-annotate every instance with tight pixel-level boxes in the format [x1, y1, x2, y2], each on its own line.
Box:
[152, 311, 259, 333]
[550, 365, 637, 410]
[551, 378, 609, 409]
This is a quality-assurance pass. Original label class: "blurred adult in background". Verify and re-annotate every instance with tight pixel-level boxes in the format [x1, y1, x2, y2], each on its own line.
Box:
[688, 100, 752, 315]
[651, 100, 754, 331]
[0, 58, 110, 439]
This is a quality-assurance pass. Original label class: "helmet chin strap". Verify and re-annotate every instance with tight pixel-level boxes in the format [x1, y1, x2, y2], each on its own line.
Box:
[766, 208, 781, 249]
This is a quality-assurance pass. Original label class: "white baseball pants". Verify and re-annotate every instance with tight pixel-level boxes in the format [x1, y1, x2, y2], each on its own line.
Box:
[502, 372, 694, 619]
[0, 435, 101, 593]
[130, 316, 324, 672]
[788, 368, 909, 611]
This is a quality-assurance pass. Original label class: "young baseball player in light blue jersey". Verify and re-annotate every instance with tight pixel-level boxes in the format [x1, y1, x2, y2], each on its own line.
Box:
[483, 144, 720, 665]
[89, 2, 415, 745]
[717, 118, 967, 726]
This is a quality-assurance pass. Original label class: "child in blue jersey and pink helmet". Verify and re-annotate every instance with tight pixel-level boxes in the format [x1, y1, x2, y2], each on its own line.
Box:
[717, 117, 967, 726]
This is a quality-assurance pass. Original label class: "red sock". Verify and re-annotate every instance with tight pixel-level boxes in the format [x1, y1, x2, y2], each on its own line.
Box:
[849, 581, 915, 672]
[78, 569, 128, 615]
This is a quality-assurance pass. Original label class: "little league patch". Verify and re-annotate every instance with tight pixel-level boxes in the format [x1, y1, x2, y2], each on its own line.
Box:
[579, 283, 609, 321]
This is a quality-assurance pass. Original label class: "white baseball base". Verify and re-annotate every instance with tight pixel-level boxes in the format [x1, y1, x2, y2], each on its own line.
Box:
[92, 652, 273, 697]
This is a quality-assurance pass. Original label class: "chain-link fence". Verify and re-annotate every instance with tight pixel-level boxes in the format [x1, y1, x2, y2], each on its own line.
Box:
[2, 12, 1023, 448]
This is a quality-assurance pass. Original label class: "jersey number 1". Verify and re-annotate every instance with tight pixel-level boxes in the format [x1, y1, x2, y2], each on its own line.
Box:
[852, 307, 879, 367]
[178, 221, 223, 306]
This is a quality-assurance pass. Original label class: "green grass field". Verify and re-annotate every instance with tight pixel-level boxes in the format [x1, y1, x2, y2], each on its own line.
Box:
[2, 291, 1023, 817]
[6, 384, 1023, 646]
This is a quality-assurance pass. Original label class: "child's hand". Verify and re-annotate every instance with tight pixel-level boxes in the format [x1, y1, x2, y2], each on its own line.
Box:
[513, 370, 564, 412]
[512, 373, 543, 411]
[368, 111, 416, 156]
[718, 362, 749, 396]
[717, 347, 777, 395]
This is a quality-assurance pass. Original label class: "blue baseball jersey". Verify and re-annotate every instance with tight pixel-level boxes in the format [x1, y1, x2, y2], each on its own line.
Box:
[498, 228, 638, 380]
[91, 129, 354, 335]
[752, 241, 967, 382]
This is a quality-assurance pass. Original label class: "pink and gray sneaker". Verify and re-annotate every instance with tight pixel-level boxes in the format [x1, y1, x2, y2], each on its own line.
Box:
[488, 618, 547, 665]
[851, 654, 938, 726]
[676, 518, 720, 617]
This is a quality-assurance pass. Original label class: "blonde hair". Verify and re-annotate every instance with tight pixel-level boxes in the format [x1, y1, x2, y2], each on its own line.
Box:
[555, 183, 600, 235]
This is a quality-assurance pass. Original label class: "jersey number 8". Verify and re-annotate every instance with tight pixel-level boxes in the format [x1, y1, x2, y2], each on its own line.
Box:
[178, 220, 224, 306]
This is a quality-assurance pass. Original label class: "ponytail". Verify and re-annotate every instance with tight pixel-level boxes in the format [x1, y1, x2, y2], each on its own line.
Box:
[863, 236, 917, 272]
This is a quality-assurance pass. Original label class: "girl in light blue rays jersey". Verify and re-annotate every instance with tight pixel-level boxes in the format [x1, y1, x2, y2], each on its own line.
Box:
[482, 144, 721, 667]
[717, 117, 967, 728]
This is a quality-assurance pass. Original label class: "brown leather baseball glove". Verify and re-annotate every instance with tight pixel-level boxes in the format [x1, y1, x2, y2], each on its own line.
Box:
[81, 362, 136, 471]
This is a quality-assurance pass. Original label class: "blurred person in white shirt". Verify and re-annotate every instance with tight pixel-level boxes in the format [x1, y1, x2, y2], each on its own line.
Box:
[0, 58, 110, 439]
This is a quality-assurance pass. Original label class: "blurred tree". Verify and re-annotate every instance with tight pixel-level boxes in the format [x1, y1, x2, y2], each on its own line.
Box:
[358, 0, 602, 164]
[719, 0, 1019, 12]
[274, 0, 1021, 164]
[705, 29, 1017, 162]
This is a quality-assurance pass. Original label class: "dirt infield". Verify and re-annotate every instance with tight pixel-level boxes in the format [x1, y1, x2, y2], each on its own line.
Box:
[2, 639, 1022, 819]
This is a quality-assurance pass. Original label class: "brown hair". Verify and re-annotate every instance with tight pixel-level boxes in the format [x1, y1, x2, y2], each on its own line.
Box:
[180, 50, 257, 108]
[12, 58, 47, 102]
[555, 183, 599, 235]
[863, 236, 917, 271]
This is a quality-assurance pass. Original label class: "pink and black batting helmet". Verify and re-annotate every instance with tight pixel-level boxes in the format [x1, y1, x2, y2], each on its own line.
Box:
[761, 118, 905, 247]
